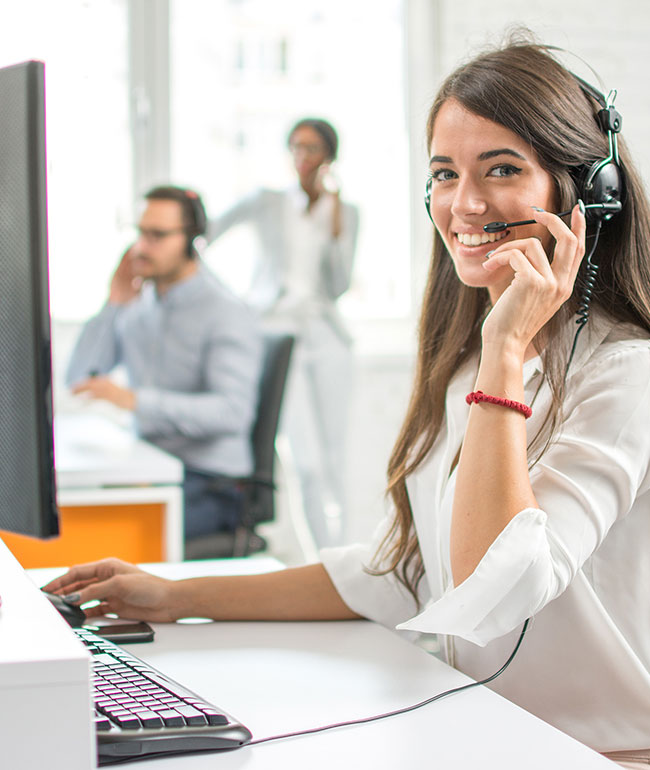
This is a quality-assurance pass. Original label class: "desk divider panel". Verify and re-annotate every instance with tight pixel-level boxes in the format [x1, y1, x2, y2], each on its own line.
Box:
[0, 502, 165, 568]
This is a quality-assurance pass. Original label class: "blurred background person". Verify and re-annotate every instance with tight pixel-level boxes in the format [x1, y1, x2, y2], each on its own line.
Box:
[66, 185, 263, 552]
[206, 118, 359, 548]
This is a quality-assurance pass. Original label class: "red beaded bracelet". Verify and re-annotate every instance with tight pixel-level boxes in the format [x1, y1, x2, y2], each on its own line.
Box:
[466, 390, 532, 419]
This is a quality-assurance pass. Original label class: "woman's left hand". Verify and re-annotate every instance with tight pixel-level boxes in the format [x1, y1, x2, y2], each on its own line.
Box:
[481, 203, 586, 356]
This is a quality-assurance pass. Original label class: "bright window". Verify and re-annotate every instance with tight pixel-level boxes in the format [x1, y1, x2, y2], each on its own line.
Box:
[0, 0, 132, 321]
[170, 0, 410, 319]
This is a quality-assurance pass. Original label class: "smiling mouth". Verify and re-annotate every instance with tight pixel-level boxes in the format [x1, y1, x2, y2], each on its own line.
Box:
[455, 230, 508, 247]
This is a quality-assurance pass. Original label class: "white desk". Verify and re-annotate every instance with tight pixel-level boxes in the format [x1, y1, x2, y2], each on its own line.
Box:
[55, 413, 184, 561]
[29, 559, 614, 770]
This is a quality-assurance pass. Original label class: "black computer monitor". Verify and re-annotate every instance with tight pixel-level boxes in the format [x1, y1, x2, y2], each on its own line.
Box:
[0, 60, 59, 538]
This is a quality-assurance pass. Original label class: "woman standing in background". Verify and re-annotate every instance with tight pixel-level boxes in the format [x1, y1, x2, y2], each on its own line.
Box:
[206, 118, 359, 548]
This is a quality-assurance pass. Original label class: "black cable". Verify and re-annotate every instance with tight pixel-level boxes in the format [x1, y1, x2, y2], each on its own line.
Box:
[246, 617, 530, 747]
[565, 219, 603, 376]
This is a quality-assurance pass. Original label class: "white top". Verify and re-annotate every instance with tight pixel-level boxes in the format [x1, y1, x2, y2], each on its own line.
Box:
[322, 311, 650, 753]
[206, 186, 359, 342]
[276, 186, 337, 318]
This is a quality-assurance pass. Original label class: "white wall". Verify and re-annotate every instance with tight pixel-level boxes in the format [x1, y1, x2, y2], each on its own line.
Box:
[429, 1, 650, 183]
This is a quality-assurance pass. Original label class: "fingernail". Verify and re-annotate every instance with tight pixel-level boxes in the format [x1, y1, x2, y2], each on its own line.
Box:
[531, 206, 545, 212]
[63, 592, 80, 603]
[485, 250, 495, 259]
[577, 198, 586, 216]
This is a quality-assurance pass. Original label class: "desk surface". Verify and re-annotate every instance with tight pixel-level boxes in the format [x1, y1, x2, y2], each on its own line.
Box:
[55, 413, 183, 489]
[31, 560, 612, 769]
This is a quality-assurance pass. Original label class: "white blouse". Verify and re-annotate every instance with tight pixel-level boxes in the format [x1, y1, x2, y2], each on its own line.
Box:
[321, 312, 650, 752]
[206, 186, 359, 342]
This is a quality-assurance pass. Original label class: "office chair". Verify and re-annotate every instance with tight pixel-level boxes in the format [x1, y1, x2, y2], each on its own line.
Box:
[184, 333, 295, 560]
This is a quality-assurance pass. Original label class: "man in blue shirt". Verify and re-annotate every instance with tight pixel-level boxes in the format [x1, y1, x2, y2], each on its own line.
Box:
[66, 186, 263, 548]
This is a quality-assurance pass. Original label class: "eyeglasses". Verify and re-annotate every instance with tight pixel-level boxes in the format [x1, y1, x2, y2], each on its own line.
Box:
[136, 226, 187, 244]
[288, 141, 325, 157]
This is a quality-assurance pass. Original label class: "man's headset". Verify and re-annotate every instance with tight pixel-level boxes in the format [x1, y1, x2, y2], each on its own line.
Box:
[423, 76, 625, 230]
[182, 189, 207, 258]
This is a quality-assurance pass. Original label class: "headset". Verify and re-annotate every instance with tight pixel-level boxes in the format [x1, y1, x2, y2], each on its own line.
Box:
[182, 189, 208, 258]
[571, 76, 624, 222]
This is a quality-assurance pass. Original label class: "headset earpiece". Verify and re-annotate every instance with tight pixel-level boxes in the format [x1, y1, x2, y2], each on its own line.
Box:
[424, 176, 433, 222]
[581, 160, 624, 221]
[183, 190, 207, 258]
[574, 80, 624, 223]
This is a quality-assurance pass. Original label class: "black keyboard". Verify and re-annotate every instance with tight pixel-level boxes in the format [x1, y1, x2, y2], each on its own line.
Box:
[74, 627, 252, 764]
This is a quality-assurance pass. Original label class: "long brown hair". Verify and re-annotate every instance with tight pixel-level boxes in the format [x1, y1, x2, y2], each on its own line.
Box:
[371, 36, 650, 604]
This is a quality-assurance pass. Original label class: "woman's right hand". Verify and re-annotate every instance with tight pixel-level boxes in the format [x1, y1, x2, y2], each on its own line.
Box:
[41, 558, 180, 623]
[316, 163, 340, 196]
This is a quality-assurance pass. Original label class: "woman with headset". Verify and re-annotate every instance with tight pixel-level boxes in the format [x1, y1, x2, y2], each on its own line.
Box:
[46, 36, 650, 766]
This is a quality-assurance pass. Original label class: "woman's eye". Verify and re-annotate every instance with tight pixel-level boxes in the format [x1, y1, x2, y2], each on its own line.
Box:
[431, 168, 457, 182]
[489, 164, 522, 178]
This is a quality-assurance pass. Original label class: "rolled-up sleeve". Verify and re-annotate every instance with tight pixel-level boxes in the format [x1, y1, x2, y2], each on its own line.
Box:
[397, 508, 553, 644]
[398, 341, 650, 646]
[321, 514, 428, 631]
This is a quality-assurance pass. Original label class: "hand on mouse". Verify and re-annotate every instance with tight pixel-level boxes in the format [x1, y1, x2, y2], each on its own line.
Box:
[42, 558, 179, 623]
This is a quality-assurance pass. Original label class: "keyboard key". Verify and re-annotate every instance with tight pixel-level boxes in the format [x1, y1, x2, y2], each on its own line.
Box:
[158, 709, 185, 727]
[96, 701, 120, 712]
[199, 709, 229, 726]
[94, 717, 113, 732]
[111, 713, 141, 729]
[133, 711, 164, 728]
[114, 695, 138, 708]
[176, 706, 208, 726]
[122, 687, 147, 696]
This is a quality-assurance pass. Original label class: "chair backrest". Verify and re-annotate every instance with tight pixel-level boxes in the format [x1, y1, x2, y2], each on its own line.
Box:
[244, 333, 294, 524]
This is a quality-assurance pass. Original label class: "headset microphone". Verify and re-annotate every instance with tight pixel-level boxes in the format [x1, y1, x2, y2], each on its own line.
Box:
[483, 201, 622, 233]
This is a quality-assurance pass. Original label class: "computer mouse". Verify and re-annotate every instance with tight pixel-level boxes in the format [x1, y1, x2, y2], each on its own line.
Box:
[42, 590, 87, 627]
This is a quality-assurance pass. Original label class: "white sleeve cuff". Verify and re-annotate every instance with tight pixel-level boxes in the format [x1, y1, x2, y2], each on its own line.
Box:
[320, 540, 425, 632]
[397, 508, 554, 646]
